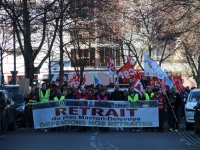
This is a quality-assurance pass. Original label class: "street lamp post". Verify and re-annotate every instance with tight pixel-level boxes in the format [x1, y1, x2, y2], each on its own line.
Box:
[0, 46, 2, 85]
[11, 0, 17, 85]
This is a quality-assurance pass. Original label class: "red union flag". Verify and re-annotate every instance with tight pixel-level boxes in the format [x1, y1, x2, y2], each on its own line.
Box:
[174, 74, 185, 92]
[132, 77, 145, 96]
[117, 62, 137, 82]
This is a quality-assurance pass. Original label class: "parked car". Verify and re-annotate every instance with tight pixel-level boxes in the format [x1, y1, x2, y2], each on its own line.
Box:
[0, 85, 27, 127]
[9, 92, 26, 127]
[0, 90, 16, 132]
[184, 89, 200, 130]
[194, 103, 200, 134]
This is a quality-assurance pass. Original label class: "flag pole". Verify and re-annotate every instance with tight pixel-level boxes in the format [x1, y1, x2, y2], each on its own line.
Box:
[164, 94, 178, 123]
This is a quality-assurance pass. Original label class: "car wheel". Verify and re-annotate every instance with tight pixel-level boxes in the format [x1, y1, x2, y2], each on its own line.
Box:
[8, 122, 15, 131]
[185, 123, 191, 130]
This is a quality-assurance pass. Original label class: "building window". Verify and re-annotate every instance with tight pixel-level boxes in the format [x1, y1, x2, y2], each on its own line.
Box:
[98, 47, 120, 67]
[71, 48, 95, 67]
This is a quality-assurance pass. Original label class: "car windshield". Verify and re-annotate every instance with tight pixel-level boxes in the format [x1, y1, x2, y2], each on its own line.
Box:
[188, 91, 200, 102]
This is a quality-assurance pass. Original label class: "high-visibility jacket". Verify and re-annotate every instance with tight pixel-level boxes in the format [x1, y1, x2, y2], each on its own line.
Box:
[128, 93, 140, 108]
[144, 92, 154, 101]
[39, 89, 50, 102]
[54, 96, 65, 101]
[128, 93, 139, 102]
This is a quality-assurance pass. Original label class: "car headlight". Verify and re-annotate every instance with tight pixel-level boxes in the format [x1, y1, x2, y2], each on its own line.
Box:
[16, 106, 25, 112]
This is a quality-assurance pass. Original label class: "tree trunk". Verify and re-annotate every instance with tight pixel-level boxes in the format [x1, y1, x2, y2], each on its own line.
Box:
[25, 58, 35, 86]
[59, 0, 64, 86]
[196, 56, 200, 88]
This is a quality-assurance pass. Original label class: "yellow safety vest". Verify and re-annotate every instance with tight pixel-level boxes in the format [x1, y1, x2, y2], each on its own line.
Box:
[128, 93, 140, 108]
[54, 96, 65, 101]
[128, 93, 139, 102]
[28, 100, 37, 103]
[39, 89, 50, 102]
[144, 92, 154, 101]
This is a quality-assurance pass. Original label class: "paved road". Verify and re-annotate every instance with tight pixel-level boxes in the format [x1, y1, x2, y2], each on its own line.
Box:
[0, 125, 200, 150]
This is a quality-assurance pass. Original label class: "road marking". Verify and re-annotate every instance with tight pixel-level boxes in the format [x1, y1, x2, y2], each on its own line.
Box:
[90, 131, 99, 149]
[94, 131, 98, 135]
[180, 139, 184, 142]
[90, 142, 97, 148]
[186, 143, 191, 145]
[91, 136, 95, 141]
[107, 142, 119, 150]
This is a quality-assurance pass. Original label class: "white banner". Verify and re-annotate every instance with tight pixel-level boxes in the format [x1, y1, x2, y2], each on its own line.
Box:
[144, 51, 164, 79]
[32, 100, 159, 129]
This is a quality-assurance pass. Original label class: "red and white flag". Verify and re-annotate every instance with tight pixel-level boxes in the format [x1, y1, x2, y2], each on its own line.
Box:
[117, 61, 137, 82]
[127, 56, 136, 68]
[108, 56, 116, 75]
[80, 75, 86, 89]
[174, 74, 185, 92]
[132, 77, 145, 96]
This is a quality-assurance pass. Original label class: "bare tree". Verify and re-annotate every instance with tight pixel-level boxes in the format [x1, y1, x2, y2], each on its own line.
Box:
[1, 0, 59, 85]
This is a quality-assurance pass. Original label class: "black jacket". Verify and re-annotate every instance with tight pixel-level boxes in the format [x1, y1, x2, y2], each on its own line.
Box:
[167, 92, 181, 110]
[110, 90, 125, 101]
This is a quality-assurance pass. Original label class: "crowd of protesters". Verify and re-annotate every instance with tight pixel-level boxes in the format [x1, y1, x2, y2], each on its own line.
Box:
[22, 79, 196, 134]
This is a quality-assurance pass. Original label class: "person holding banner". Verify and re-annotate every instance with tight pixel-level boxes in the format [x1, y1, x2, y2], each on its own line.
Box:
[76, 88, 92, 132]
[144, 86, 154, 100]
[110, 85, 125, 131]
[151, 88, 167, 132]
[38, 83, 51, 133]
[167, 86, 181, 132]
[53, 89, 65, 101]
[127, 87, 141, 132]
[96, 89, 110, 132]
[53, 89, 66, 132]
[25, 86, 39, 128]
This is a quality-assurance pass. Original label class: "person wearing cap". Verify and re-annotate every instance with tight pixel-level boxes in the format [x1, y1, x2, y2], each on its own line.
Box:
[167, 86, 181, 132]
[151, 88, 167, 132]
